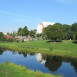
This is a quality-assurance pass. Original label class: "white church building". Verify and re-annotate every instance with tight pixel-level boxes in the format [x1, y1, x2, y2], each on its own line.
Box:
[37, 21, 55, 34]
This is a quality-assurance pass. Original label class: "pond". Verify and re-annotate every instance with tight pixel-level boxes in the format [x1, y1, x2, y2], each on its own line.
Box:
[0, 49, 77, 77]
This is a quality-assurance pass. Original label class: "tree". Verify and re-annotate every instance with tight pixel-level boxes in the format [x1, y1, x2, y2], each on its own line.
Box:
[29, 30, 35, 37]
[62, 24, 73, 40]
[0, 32, 4, 41]
[22, 26, 29, 36]
[17, 26, 29, 36]
[73, 30, 77, 40]
[71, 23, 77, 32]
[44, 25, 63, 41]
[18, 27, 23, 36]
[36, 33, 42, 38]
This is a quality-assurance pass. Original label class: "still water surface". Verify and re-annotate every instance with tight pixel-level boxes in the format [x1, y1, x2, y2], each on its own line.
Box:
[0, 49, 77, 77]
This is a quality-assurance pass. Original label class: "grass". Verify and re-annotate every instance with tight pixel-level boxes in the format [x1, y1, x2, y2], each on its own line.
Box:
[0, 40, 77, 58]
[0, 62, 61, 77]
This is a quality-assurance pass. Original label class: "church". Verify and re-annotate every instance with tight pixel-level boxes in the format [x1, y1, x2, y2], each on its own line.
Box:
[37, 21, 55, 34]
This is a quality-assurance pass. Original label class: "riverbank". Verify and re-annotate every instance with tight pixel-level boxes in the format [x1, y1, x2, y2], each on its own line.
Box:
[0, 40, 77, 58]
[0, 62, 61, 77]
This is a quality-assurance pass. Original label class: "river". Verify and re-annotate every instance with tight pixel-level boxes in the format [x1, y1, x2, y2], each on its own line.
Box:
[0, 49, 77, 77]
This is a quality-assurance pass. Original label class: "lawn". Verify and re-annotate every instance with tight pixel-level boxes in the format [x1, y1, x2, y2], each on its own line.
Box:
[0, 62, 61, 77]
[0, 40, 77, 58]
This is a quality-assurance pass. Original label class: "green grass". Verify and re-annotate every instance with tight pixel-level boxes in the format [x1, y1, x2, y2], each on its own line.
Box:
[0, 40, 77, 58]
[0, 62, 61, 77]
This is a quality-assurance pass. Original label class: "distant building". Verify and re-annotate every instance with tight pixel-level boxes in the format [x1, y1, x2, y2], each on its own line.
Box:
[37, 21, 55, 34]
[15, 36, 32, 41]
[6, 36, 12, 39]
[3, 33, 7, 35]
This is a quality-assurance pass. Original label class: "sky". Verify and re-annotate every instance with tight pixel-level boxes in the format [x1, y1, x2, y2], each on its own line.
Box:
[0, 0, 77, 33]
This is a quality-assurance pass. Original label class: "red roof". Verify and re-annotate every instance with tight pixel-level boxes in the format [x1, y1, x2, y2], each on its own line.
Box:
[6, 36, 12, 39]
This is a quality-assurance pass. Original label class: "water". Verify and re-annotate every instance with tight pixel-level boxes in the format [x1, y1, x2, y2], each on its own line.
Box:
[0, 49, 77, 77]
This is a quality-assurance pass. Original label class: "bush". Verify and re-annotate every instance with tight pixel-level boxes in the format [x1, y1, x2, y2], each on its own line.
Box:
[16, 40, 19, 43]
[22, 39, 24, 42]
[1, 37, 7, 42]
[7, 39, 13, 42]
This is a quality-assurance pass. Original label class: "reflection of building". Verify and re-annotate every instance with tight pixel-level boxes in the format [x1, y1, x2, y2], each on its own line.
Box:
[36, 53, 46, 64]
[37, 22, 55, 34]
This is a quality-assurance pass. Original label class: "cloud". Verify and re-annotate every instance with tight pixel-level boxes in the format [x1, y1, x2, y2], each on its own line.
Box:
[14, 19, 31, 22]
[0, 10, 42, 22]
[52, 0, 77, 4]
[0, 10, 28, 17]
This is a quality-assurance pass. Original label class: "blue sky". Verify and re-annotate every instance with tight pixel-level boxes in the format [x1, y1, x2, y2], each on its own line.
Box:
[0, 0, 77, 33]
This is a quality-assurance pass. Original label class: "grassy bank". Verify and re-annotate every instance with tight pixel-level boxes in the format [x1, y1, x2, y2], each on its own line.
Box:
[0, 40, 77, 58]
[0, 62, 61, 77]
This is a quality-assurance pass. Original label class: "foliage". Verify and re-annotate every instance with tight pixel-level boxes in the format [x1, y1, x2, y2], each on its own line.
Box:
[36, 33, 42, 38]
[18, 26, 29, 36]
[23, 26, 29, 36]
[7, 38, 13, 42]
[29, 30, 36, 37]
[1, 36, 7, 41]
[44, 25, 63, 41]
[71, 23, 77, 32]
[0, 32, 4, 40]
[73, 31, 77, 40]
[18, 27, 23, 35]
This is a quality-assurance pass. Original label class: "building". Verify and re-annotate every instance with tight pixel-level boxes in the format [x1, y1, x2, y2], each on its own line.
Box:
[6, 36, 12, 39]
[15, 36, 32, 41]
[37, 21, 55, 34]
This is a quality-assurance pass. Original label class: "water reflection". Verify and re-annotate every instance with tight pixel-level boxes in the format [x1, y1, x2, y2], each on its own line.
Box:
[0, 49, 77, 77]
[36, 53, 77, 74]
[44, 56, 62, 72]
[36, 53, 46, 64]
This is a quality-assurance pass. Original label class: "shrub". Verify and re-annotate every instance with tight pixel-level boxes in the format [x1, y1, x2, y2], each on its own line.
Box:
[1, 36, 7, 42]
[7, 38, 13, 42]
[22, 39, 24, 42]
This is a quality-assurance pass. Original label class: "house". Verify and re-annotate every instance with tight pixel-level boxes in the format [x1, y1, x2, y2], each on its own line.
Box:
[15, 36, 26, 41]
[37, 21, 55, 34]
[6, 36, 12, 39]
[24, 36, 32, 41]
[15, 36, 32, 41]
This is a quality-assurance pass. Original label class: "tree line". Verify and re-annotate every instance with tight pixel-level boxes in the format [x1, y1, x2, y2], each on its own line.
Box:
[0, 22, 77, 42]
[17, 26, 36, 37]
[42, 23, 77, 41]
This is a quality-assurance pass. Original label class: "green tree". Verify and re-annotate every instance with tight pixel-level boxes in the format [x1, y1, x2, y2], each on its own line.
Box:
[17, 26, 29, 36]
[18, 27, 23, 35]
[36, 33, 42, 38]
[0, 32, 4, 41]
[73, 30, 77, 40]
[23, 26, 29, 36]
[44, 25, 63, 41]
[62, 24, 73, 40]
[71, 23, 77, 32]
[29, 30, 35, 37]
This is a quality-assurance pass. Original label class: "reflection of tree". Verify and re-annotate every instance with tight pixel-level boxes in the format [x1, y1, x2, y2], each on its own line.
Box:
[71, 59, 77, 73]
[22, 52, 27, 57]
[0, 49, 5, 55]
[12, 51, 17, 54]
[29, 53, 35, 56]
[18, 52, 22, 55]
[44, 55, 62, 72]
[18, 52, 35, 57]
[43, 54, 77, 73]
[18, 52, 27, 57]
